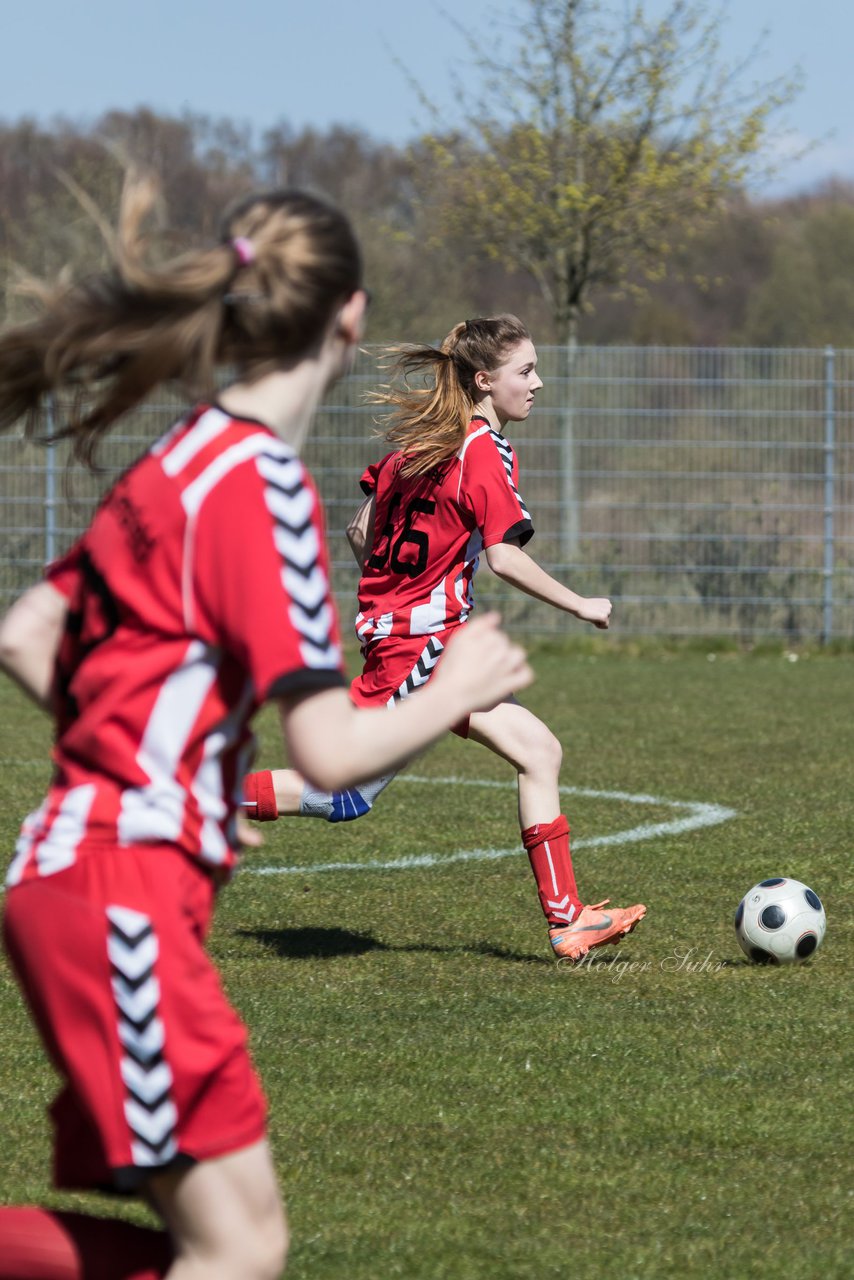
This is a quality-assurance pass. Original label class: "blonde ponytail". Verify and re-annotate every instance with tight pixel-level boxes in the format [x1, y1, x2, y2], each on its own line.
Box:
[0, 175, 362, 465]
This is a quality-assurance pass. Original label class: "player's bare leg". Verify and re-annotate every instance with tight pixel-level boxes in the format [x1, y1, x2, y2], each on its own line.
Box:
[467, 697, 562, 828]
[148, 1139, 287, 1280]
[467, 698, 645, 960]
[243, 767, 396, 823]
[269, 769, 304, 816]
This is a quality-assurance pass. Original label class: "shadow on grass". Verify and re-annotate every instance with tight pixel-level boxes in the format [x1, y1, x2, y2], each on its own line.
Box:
[237, 928, 802, 973]
[237, 926, 551, 966]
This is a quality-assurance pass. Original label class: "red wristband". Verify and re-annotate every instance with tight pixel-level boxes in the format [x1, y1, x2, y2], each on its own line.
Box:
[242, 770, 279, 821]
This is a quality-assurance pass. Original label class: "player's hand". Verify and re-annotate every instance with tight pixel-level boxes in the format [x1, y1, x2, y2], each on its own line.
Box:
[236, 815, 264, 849]
[437, 612, 533, 711]
[576, 596, 612, 629]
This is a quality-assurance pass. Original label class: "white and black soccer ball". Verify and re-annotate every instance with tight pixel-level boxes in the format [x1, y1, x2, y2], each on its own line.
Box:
[734, 878, 826, 965]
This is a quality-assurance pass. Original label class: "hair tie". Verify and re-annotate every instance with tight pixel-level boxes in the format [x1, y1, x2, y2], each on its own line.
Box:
[230, 237, 256, 267]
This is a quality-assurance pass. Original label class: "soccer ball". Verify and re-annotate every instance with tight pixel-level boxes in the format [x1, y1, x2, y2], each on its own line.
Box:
[734, 878, 826, 965]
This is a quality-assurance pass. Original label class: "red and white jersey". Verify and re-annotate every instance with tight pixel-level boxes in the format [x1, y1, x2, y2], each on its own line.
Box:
[354, 415, 533, 645]
[8, 405, 344, 887]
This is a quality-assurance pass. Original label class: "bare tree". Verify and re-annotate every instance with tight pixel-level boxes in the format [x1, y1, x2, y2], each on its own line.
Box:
[413, 0, 800, 551]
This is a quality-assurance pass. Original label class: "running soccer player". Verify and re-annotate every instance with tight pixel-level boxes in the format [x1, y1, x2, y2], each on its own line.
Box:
[0, 186, 531, 1280]
[243, 315, 646, 963]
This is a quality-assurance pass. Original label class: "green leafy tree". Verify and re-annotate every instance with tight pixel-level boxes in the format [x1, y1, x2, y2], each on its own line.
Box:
[415, 0, 799, 548]
[419, 0, 799, 343]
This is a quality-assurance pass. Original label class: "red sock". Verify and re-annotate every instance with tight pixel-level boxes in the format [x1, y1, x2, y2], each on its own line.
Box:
[0, 1207, 173, 1279]
[521, 815, 582, 928]
[242, 770, 278, 821]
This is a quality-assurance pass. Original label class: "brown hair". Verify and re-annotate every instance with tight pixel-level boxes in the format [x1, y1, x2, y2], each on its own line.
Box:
[0, 175, 362, 464]
[374, 314, 531, 477]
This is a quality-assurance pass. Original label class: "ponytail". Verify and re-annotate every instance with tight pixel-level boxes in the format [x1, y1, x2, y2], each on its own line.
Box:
[0, 175, 362, 466]
[372, 314, 531, 477]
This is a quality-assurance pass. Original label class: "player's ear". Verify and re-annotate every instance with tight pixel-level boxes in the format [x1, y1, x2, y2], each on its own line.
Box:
[336, 289, 369, 345]
[474, 369, 492, 393]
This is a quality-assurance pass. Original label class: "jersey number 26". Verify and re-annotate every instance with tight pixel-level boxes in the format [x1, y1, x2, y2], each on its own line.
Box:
[368, 495, 436, 578]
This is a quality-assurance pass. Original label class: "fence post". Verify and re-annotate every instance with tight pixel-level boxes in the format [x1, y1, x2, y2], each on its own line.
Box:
[559, 341, 580, 559]
[45, 394, 57, 566]
[821, 346, 835, 645]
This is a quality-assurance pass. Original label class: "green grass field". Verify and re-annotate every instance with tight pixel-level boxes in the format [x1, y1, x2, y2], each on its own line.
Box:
[1, 642, 852, 1279]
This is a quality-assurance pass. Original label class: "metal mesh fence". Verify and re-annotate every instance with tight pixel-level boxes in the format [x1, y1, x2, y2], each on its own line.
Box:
[1, 346, 852, 642]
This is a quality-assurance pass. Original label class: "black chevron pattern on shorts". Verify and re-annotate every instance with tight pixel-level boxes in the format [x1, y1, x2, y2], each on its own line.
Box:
[489, 429, 532, 524]
[391, 636, 445, 704]
[107, 905, 179, 1169]
[257, 451, 339, 668]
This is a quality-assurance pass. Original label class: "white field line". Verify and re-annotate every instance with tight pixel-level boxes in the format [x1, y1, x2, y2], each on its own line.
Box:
[249, 774, 737, 878]
[0, 762, 736, 879]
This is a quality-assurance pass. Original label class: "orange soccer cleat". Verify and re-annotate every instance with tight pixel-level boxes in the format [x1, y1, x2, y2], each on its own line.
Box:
[549, 900, 647, 963]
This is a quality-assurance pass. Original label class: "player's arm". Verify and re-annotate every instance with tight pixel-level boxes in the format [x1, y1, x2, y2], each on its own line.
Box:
[345, 495, 376, 570]
[0, 580, 69, 708]
[485, 540, 612, 629]
[277, 612, 532, 791]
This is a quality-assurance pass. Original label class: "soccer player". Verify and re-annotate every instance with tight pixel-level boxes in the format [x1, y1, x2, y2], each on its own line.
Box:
[243, 315, 647, 964]
[0, 185, 531, 1280]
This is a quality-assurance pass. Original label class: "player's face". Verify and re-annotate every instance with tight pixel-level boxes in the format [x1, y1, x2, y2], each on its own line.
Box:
[483, 340, 543, 426]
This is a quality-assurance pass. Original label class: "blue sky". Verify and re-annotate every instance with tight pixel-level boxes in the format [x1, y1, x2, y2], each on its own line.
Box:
[2, 0, 849, 195]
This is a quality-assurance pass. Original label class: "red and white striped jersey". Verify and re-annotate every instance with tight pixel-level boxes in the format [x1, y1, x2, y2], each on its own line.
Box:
[8, 405, 344, 887]
[354, 415, 533, 646]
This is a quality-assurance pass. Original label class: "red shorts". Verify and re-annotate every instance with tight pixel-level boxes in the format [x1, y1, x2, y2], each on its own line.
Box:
[351, 631, 470, 738]
[2, 845, 267, 1193]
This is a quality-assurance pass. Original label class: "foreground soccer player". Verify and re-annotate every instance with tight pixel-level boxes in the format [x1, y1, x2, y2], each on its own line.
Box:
[0, 185, 531, 1279]
[243, 315, 646, 963]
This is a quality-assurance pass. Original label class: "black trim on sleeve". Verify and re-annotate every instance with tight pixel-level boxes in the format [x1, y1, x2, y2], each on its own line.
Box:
[265, 668, 347, 701]
[360, 479, 375, 496]
[503, 518, 535, 548]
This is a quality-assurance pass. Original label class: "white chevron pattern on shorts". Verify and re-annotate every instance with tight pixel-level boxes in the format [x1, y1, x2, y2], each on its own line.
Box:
[124, 1098, 179, 1148]
[121, 1058, 173, 1105]
[107, 905, 178, 1169]
[108, 931, 159, 982]
[111, 973, 160, 1024]
[117, 1016, 165, 1063]
[389, 636, 445, 705]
